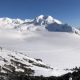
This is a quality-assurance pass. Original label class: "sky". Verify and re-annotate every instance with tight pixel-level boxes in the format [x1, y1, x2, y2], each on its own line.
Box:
[0, 0, 80, 27]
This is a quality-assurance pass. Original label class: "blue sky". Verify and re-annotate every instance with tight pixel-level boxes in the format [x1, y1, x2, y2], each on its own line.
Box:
[0, 0, 80, 27]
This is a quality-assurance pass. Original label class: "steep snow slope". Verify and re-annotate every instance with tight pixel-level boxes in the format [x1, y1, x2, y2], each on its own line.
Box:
[0, 46, 72, 77]
[0, 47, 53, 76]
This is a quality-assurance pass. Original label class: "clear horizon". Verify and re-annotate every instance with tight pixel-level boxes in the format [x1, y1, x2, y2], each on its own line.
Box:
[0, 0, 80, 27]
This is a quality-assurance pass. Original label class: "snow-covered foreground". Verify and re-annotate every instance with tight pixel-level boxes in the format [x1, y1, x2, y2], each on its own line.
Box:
[0, 30, 74, 76]
[0, 47, 53, 76]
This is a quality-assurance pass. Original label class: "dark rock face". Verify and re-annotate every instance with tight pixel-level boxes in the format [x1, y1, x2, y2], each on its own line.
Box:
[46, 23, 73, 32]
[0, 71, 80, 80]
[1, 67, 80, 80]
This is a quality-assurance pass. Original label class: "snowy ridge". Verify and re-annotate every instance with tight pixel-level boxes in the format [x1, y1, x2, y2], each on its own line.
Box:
[0, 17, 24, 29]
[0, 47, 74, 77]
[0, 47, 72, 77]
[0, 47, 53, 76]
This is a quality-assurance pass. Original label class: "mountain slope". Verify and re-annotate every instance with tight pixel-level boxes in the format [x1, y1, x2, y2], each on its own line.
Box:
[0, 47, 71, 77]
[0, 47, 53, 76]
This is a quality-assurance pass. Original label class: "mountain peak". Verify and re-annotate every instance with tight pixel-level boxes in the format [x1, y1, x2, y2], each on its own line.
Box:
[35, 15, 62, 25]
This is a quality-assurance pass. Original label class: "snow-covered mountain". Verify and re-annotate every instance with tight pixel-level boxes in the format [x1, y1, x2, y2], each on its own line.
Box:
[0, 47, 71, 77]
[34, 15, 62, 25]
[0, 15, 80, 77]
[17, 15, 80, 34]
[0, 15, 80, 35]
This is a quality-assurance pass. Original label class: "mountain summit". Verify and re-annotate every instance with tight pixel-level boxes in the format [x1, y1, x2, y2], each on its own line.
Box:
[34, 15, 62, 25]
